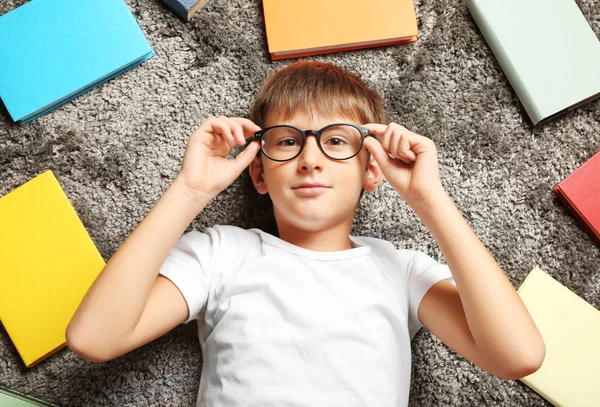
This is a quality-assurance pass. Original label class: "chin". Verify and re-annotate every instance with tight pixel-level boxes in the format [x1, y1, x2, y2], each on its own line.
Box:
[292, 217, 333, 231]
[280, 208, 347, 231]
[272, 192, 358, 230]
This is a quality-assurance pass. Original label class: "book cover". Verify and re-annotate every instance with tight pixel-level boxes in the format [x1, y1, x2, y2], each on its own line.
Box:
[0, 171, 105, 367]
[467, 0, 600, 125]
[517, 268, 600, 406]
[553, 150, 600, 244]
[0, 0, 154, 124]
[262, 0, 418, 60]
[162, 0, 210, 21]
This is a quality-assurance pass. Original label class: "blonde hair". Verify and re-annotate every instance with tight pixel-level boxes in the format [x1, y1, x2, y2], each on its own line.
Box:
[250, 61, 386, 127]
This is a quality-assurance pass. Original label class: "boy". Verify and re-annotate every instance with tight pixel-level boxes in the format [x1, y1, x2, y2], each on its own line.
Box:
[66, 61, 545, 406]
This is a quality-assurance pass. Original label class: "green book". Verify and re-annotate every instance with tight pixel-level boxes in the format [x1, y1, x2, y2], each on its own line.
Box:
[467, 0, 600, 125]
[0, 386, 59, 407]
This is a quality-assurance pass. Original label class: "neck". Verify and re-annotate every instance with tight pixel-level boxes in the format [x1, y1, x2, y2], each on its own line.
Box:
[275, 218, 354, 252]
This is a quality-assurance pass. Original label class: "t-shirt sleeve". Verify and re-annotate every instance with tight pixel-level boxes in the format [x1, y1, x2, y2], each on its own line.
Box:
[158, 227, 222, 324]
[402, 250, 456, 339]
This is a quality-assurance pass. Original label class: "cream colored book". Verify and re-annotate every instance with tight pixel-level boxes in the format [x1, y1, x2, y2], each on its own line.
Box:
[517, 268, 600, 406]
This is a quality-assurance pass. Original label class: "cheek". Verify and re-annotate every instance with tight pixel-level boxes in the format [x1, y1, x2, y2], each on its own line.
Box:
[342, 163, 368, 187]
[261, 164, 290, 194]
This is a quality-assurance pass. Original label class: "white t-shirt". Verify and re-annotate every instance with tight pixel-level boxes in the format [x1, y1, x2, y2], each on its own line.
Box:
[158, 225, 455, 407]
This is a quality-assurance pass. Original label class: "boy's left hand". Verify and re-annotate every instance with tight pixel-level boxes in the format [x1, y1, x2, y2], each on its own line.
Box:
[363, 123, 443, 206]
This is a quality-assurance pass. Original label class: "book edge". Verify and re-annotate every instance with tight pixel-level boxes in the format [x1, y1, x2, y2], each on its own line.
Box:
[18, 52, 154, 124]
[467, 0, 541, 124]
[270, 37, 417, 60]
[0, 385, 61, 407]
[556, 150, 600, 189]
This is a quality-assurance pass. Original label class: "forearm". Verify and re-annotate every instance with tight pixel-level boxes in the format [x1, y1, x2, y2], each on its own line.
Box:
[68, 178, 209, 341]
[411, 188, 544, 363]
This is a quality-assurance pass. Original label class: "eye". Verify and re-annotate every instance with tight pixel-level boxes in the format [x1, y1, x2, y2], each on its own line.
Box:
[277, 138, 300, 147]
[323, 135, 347, 146]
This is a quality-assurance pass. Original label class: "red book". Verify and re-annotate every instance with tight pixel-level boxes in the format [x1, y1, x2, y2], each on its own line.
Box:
[553, 150, 600, 244]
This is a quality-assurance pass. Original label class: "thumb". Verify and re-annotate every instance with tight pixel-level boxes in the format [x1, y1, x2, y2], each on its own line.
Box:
[231, 141, 261, 174]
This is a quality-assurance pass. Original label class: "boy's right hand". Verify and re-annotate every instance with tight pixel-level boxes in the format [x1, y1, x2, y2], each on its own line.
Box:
[175, 116, 261, 203]
[68, 117, 261, 361]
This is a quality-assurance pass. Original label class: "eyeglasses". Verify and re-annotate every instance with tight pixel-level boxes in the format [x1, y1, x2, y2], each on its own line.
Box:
[245, 123, 372, 162]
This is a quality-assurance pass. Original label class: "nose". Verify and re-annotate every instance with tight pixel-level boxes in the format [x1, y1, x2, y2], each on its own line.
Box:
[297, 133, 324, 171]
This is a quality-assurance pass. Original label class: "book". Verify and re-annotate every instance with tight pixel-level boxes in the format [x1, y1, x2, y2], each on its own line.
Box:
[0, 171, 105, 367]
[467, 0, 600, 125]
[162, 0, 210, 21]
[553, 150, 600, 245]
[261, 0, 418, 60]
[517, 268, 600, 406]
[0, 0, 154, 124]
[0, 386, 59, 407]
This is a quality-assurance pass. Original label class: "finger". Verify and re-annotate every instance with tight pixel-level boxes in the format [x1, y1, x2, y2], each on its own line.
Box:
[390, 130, 403, 159]
[392, 136, 413, 165]
[231, 117, 262, 139]
[363, 137, 394, 169]
[390, 129, 416, 163]
[364, 138, 412, 182]
[206, 117, 237, 150]
[408, 133, 436, 156]
[364, 123, 389, 136]
[231, 141, 261, 174]
[366, 122, 418, 147]
[220, 116, 245, 145]
[381, 124, 396, 153]
[399, 133, 417, 162]
[217, 116, 244, 146]
[377, 123, 426, 161]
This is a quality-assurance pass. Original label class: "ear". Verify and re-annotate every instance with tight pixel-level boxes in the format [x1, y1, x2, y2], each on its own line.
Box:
[249, 155, 269, 195]
[362, 155, 384, 192]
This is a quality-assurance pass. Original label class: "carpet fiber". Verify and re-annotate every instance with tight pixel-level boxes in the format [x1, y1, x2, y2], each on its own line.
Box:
[1, 0, 599, 406]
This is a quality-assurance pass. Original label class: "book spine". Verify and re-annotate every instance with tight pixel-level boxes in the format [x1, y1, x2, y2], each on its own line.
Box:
[18, 53, 155, 125]
[271, 38, 418, 60]
[467, 0, 542, 125]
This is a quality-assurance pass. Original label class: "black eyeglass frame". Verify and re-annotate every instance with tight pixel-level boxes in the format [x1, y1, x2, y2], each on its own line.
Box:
[245, 123, 373, 162]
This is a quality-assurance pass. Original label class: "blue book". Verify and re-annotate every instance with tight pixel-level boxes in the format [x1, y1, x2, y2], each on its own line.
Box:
[0, 0, 154, 124]
[162, 0, 210, 21]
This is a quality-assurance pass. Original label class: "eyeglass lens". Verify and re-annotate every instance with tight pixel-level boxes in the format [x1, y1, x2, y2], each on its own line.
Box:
[261, 125, 363, 161]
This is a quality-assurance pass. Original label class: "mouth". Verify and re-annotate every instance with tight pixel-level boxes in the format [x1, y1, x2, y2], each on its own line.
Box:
[292, 183, 330, 197]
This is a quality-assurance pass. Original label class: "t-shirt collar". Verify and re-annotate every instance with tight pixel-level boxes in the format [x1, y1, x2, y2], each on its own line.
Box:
[251, 228, 372, 260]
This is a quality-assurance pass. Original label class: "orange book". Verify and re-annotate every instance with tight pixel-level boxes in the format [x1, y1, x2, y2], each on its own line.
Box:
[262, 0, 418, 60]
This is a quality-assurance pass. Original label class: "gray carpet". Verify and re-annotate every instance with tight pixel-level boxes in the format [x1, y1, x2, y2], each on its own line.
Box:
[1, 0, 599, 405]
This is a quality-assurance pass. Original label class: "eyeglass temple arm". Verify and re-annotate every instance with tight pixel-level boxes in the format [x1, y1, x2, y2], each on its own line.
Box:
[244, 135, 262, 148]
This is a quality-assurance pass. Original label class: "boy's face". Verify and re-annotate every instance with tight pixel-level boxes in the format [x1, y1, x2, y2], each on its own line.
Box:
[249, 109, 383, 232]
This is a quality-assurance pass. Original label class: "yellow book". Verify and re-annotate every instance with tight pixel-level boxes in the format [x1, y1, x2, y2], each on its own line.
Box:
[517, 268, 600, 406]
[0, 171, 105, 367]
